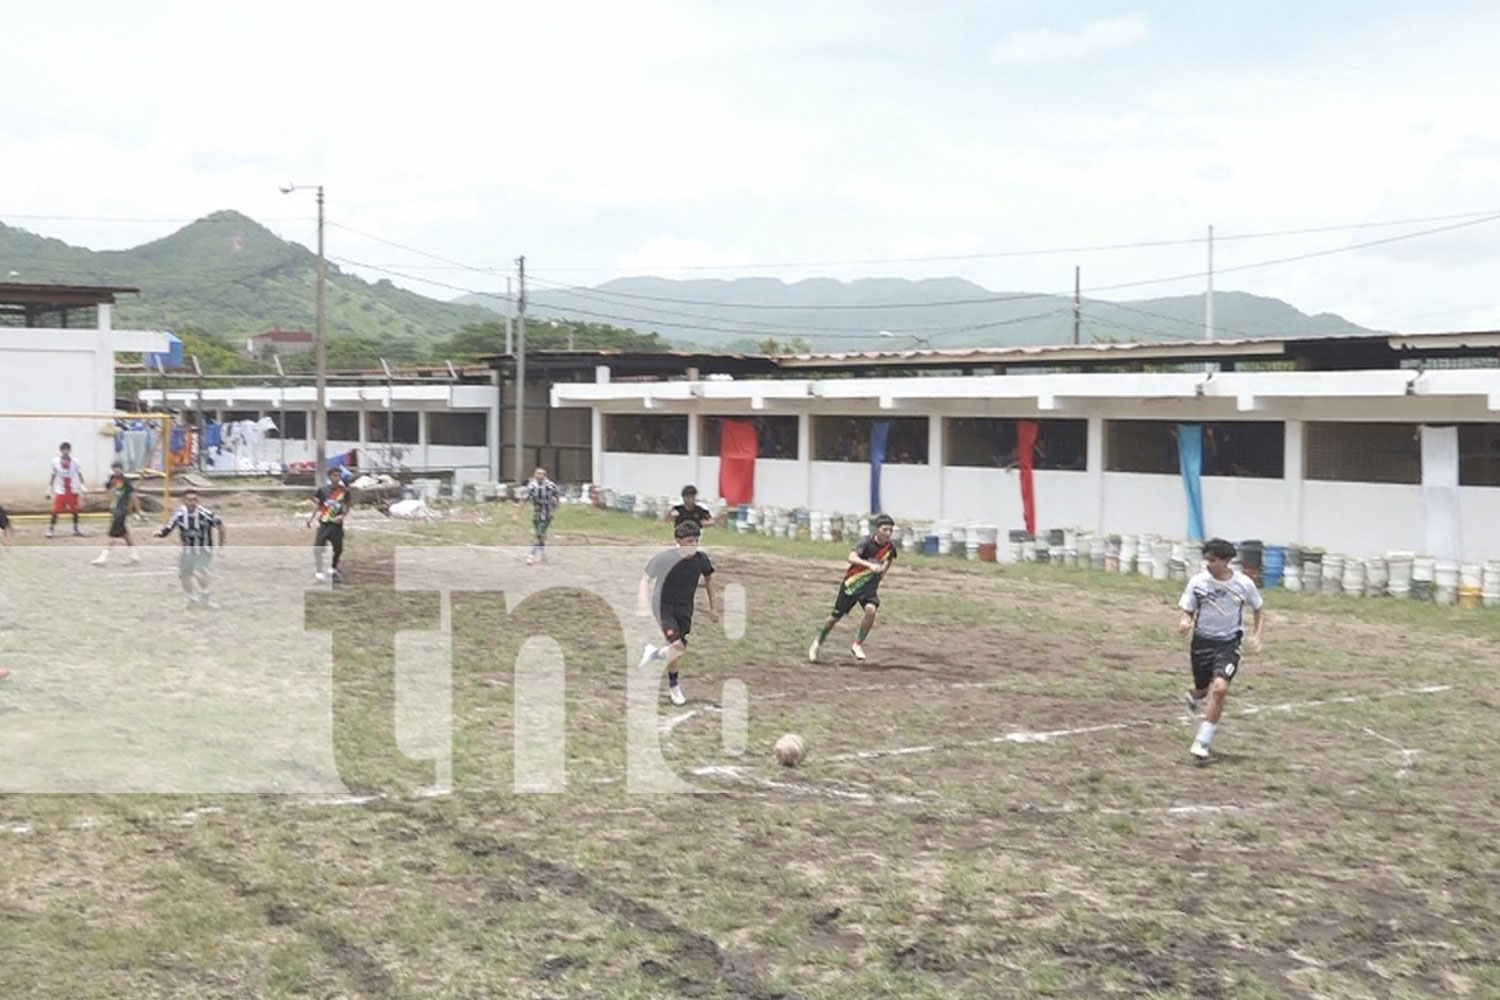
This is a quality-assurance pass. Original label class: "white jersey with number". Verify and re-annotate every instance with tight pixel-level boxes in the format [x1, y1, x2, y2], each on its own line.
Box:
[50, 457, 84, 494]
[1180, 569, 1263, 641]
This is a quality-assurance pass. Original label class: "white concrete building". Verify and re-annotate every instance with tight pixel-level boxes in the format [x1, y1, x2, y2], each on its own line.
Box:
[137, 375, 501, 482]
[553, 333, 1500, 561]
[0, 284, 171, 494]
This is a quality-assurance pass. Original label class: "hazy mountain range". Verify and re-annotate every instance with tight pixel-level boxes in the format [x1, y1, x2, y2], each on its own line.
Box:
[1, 210, 1380, 351]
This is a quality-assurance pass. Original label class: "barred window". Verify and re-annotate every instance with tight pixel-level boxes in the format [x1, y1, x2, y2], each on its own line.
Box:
[326, 411, 360, 441]
[946, 418, 1087, 470]
[605, 414, 688, 455]
[701, 416, 799, 459]
[813, 416, 928, 464]
[1107, 420, 1283, 478]
[1459, 424, 1500, 486]
[1305, 422, 1419, 484]
[366, 410, 420, 444]
[429, 412, 487, 447]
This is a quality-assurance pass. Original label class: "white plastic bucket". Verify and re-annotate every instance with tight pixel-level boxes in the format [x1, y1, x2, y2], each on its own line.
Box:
[1152, 540, 1172, 581]
[965, 523, 981, 560]
[1321, 554, 1345, 595]
[1483, 560, 1500, 607]
[1434, 559, 1460, 605]
[1364, 557, 1388, 597]
[1341, 558, 1365, 597]
[1282, 562, 1301, 592]
[1302, 557, 1324, 593]
[1119, 534, 1138, 574]
[1386, 552, 1414, 599]
[1137, 535, 1158, 577]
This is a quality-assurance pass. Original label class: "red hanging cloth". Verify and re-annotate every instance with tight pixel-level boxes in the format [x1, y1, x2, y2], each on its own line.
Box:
[1016, 420, 1038, 535]
[718, 419, 758, 505]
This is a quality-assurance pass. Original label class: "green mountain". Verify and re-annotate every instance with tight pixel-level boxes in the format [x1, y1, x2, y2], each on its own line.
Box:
[0, 210, 498, 346]
[472, 275, 1379, 351]
[1, 211, 1380, 357]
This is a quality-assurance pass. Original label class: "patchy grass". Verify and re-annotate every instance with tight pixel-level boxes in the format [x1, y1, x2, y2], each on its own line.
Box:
[0, 500, 1497, 997]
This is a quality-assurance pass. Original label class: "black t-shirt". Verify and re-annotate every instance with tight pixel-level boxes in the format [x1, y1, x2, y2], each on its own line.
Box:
[645, 547, 715, 615]
[671, 503, 712, 528]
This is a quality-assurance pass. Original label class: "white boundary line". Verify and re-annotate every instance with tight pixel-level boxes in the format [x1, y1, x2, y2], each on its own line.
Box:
[819, 684, 1455, 765]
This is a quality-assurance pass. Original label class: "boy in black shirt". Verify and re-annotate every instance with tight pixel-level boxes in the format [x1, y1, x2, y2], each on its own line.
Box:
[670, 485, 713, 530]
[809, 513, 897, 663]
[308, 466, 350, 582]
[637, 519, 718, 705]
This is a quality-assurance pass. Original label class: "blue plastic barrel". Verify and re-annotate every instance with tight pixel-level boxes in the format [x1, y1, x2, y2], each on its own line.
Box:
[923, 534, 940, 556]
[1263, 545, 1286, 588]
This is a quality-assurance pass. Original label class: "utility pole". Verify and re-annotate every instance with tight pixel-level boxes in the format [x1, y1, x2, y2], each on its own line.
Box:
[283, 182, 328, 473]
[514, 255, 526, 482]
[505, 276, 514, 355]
[315, 185, 327, 472]
[1205, 224, 1215, 341]
[1072, 265, 1081, 345]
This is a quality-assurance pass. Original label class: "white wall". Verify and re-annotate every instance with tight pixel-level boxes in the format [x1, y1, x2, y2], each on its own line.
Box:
[1302, 481, 1424, 557]
[599, 452, 694, 499]
[692, 456, 807, 508]
[0, 329, 159, 495]
[940, 467, 1097, 530]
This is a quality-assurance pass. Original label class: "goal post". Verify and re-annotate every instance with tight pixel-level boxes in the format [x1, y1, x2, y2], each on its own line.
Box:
[0, 410, 174, 520]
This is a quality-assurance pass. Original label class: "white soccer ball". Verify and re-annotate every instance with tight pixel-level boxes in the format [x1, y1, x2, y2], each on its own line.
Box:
[773, 733, 807, 768]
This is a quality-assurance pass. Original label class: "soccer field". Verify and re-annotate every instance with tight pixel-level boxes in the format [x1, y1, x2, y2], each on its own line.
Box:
[1, 499, 1497, 999]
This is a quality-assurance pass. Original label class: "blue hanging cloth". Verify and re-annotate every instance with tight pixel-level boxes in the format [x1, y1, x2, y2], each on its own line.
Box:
[1177, 423, 1205, 540]
[869, 419, 891, 514]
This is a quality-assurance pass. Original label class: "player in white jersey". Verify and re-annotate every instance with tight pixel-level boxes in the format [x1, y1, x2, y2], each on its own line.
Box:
[1177, 537, 1266, 761]
[45, 441, 87, 538]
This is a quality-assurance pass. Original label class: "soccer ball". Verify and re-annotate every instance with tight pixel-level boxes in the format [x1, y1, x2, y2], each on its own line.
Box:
[773, 733, 807, 768]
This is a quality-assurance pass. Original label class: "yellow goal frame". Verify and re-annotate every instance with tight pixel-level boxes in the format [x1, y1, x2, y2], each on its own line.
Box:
[0, 410, 174, 518]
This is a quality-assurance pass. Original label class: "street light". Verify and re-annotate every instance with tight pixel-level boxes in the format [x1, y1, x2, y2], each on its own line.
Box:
[879, 330, 932, 348]
[280, 183, 327, 475]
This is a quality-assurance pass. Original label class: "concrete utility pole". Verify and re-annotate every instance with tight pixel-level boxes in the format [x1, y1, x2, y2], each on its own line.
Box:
[514, 255, 526, 482]
[505, 276, 514, 355]
[1072, 265, 1082, 345]
[1205, 224, 1215, 341]
[280, 182, 328, 472]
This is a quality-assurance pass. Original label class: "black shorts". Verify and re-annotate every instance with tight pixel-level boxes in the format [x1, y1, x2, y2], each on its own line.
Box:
[1190, 634, 1242, 690]
[831, 586, 880, 619]
[659, 605, 693, 646]
[179, 550, 214, 579]
[108, 511, 130, 538]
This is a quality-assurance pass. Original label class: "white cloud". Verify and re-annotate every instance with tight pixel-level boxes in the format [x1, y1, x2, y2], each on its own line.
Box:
[990, 14, 1149, 64]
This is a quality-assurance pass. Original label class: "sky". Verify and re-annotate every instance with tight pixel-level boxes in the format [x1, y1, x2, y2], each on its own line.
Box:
[3, 0, 1499, 335]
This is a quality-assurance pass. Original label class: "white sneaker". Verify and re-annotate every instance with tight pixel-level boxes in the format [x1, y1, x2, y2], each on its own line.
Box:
[128, 552, 141, 565]
[329, 568, 341, 581]
[808, 639, 821, 663]
[1185, 691, 1203, 716]
[669, 684, 686, 706]
[637, 644, 657, 669]
[1189, 741, 1211, 761]
[45, 528, 55, 539]
[91, 554, 109, 567]
[850, 642, 867, 662]
[314, 571, 327, 582]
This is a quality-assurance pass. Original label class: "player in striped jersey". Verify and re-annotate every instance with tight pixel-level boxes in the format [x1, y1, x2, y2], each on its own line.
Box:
[808, 513, 897, 663]
[156, 490, 226, 609]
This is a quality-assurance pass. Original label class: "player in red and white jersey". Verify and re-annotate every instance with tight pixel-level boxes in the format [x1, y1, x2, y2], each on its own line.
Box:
[45, 441, 88, 538]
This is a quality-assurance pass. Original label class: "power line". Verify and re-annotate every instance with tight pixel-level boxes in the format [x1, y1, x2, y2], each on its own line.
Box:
[526, 208, 1500, 275]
